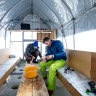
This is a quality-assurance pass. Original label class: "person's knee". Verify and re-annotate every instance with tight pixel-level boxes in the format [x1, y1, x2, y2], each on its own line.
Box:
[35, 51, 39, 56]
[63, 60, 66, 65]
[40, 61, 45, 67]
[49, 64, 56, 72]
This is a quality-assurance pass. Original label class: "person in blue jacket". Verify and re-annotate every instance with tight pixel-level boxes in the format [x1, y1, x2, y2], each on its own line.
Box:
[40, 37, 67, 96]
[24, 41, 42, 63]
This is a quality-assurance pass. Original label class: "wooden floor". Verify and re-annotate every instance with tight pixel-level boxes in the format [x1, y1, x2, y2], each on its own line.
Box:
[16, 63, 49, 96]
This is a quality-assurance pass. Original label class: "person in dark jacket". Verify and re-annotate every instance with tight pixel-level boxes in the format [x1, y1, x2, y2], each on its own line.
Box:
[24, 41, 42, 63]
[40, 37, 67, 96]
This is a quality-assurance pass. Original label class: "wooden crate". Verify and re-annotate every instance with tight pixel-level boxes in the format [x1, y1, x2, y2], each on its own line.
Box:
[37, 33, 51, 42]
[37, 30, 56, 42]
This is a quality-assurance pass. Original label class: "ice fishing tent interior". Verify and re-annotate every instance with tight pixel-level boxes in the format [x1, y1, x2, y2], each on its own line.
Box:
[1, 0, 96, 96]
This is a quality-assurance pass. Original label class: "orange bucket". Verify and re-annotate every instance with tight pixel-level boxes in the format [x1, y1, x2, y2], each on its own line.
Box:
[25, 66, 38, 79]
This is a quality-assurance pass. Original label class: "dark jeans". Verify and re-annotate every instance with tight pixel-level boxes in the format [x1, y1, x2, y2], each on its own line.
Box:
[25, 51, 39, 63]
[32, 55, 37, 62]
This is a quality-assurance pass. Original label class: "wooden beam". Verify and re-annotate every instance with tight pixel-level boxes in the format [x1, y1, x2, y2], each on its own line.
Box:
[9, 30, 53, 32]
[16, 64, 49, 96]
[16, 72, 33, 96]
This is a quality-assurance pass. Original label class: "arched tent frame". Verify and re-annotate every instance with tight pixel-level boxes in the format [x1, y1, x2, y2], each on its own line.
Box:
[0, 0, 96, 51]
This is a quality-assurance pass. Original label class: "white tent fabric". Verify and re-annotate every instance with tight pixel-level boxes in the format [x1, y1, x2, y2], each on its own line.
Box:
[0, 0, 95, 29]
[0, 0, 96, 52]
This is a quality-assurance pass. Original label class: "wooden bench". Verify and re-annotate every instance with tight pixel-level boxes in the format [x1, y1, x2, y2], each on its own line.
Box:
[57, 49, 96, 96]
[16, 64, 49, 96]
[0, 48, 21, 87]
[66, 49, 96, 81]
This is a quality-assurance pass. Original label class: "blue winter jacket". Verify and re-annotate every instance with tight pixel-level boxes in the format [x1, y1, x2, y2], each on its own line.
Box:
[46, 40, 67, 61]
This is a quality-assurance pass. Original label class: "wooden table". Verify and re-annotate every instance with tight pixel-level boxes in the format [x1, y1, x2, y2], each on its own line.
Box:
[16, 64, 49, 96]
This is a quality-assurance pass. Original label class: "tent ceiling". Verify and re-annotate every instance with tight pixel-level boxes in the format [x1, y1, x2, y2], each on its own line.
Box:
[0, 0, 96, 30]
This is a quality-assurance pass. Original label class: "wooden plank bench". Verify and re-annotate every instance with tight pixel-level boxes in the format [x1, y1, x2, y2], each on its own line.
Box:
[16, 64, 49, 96]
[57, 66, 95, 96]
[66, 49, 96, 81]
[0, 48, 21, 87]
[57, 49, 96, 96]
